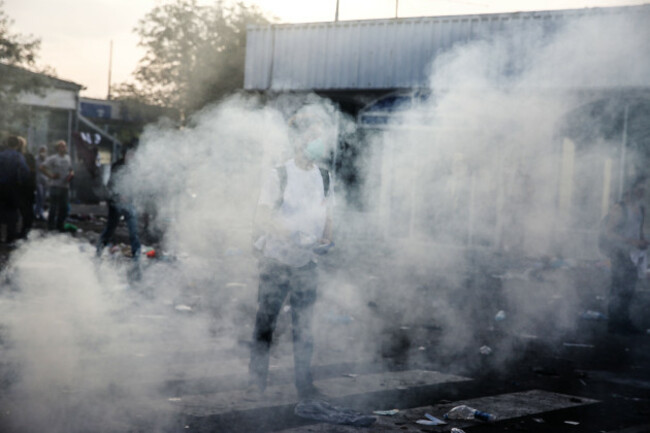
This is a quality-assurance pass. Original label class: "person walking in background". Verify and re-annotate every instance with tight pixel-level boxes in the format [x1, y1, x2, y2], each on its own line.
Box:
[96, 148, 141, 262]
[0, 135, 30, 244]
[17, 136, 36, 239]
[40, 140, 73, 232]
[34, 145, 49, 221]
[602, 176, 648, 335]
[248, 115, 334, 400]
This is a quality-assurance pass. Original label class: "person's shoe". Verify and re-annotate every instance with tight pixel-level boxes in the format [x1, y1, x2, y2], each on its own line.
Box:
[297, 384, 328, 400]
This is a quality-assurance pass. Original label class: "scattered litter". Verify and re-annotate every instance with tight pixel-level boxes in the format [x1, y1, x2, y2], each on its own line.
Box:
[579, 379, 587, 386]
[416, 420, 438, 426]
[479, 345, 493, 355]
[451, 429, 466, 433]
[563, 343, 595, 349]
[564, 420, 580, 426]
[146, 249, 157, 258]
[283, 305, 291, 313]
[295, 399, 376, 427]
[444, 405, 496, 422]
[396, 386, 408, 390]
[532, 418, 545, 423]
[168, 397, 182, 402]
[400, 326, 410, 330]
[373, 409, 399, 416]
[175, 305, 193, 312]
[580, 310, 608, 321]
[418, 346, 426, 351]
[495, 310, 506, 321]
[225, 282, 246, 288]
[342, 374, 358, 378]
[424, 413, 446, 425]
[63, 222, 78, 233]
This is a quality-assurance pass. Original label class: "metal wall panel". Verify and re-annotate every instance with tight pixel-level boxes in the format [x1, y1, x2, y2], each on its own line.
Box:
[244, 5, 650, 91]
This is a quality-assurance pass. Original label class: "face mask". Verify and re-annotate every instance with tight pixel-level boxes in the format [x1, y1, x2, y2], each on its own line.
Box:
[304, 137, 326, 162]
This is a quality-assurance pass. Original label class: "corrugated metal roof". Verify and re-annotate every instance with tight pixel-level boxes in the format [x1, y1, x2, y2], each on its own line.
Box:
[245, 4, 650, 91]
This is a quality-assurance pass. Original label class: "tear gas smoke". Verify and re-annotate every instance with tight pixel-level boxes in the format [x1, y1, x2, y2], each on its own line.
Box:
[0, 9, 649, 432]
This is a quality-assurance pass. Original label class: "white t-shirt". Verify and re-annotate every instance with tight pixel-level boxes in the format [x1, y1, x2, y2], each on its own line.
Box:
[257, 159, 330, 267]
[43, 154, 72, 189]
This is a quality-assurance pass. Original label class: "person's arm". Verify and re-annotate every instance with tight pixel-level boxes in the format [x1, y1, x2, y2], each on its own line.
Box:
[40, 158, 59, 180]
[16, 153, 30, 182]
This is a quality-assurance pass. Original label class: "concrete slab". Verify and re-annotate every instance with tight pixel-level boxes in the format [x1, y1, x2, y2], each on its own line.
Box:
[276, 389, 599, 432]
[169, 370, 471, 416]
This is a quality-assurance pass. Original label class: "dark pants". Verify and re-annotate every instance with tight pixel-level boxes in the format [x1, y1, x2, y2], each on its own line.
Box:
[48, 186, 69, 231]
[249, 259, 318, 392]
[0, 185, 19, 243]
[608, 251, 638, 328]
[97, 202, 141, 259]
[34, 181, 47, 219]
[18, 187, 35, 239]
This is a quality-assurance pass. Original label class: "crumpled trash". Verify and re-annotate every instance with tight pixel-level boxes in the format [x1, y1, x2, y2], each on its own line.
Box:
[63, 222, 78, 233]
[295, 399, 376, 427]
[580, 310, 607, 321]
[415, 413, 446, 425]
[373, 409, 399, 416]
[451, 429, 466, 433]
[479, 345, 493, 355]
[495, 310, 506, 321]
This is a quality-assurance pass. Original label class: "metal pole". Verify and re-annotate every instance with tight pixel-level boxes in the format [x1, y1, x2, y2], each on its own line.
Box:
[618, 104, 629, 199]
[395, 0, 399, 18]
[335, 0, 340, 21]
[107, 40, 113, 99]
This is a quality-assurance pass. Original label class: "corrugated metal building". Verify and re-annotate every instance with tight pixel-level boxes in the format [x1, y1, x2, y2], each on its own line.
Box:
[244, 5, 650, 256]
[245, 4, 650, 112]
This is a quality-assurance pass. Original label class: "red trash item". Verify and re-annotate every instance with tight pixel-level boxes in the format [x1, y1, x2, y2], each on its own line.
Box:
[146, 250, 156, 258]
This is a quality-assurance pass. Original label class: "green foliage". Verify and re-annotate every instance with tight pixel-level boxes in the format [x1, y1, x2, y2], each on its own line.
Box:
[114, 0, 271, 121]
[0, 0, 46, 134]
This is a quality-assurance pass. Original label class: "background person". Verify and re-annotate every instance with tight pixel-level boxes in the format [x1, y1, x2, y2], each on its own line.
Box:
[40, 140, 73, 232]
[17, 136, 36, 239]
[602, 176, 648, 334]
[34, 145, 49, 221]
[0, 136, 30, 244]
[95, 148, 141, 262]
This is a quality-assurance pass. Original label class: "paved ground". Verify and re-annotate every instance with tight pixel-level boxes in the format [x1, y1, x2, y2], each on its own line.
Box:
[1, 206, 650, 433]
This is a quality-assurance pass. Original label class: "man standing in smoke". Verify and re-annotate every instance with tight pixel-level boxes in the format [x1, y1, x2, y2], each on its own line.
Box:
[248, 115, 333, 400]
[603, 176, 647, 334]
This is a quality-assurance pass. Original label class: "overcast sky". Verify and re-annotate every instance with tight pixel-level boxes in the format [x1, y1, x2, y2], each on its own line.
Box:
[5, 0, 648, 98]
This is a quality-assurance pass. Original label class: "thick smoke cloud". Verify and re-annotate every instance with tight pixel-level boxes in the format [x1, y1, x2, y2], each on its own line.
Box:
[354, 10, 650, 361]
[1, 8, 649, 432]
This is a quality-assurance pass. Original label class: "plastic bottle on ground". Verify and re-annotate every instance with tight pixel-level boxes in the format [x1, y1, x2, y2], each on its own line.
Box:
[444, 405, 496, 422]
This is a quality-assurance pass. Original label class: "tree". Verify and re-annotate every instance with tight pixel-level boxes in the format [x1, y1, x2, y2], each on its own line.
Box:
[114, 0, 271, 121]
[0, 0, 47, 133]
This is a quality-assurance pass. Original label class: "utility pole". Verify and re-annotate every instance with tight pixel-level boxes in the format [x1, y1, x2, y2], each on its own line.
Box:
[107, 40, 113, 100]
[335, 0, 340, 22]
[395, 0, 399, 18]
